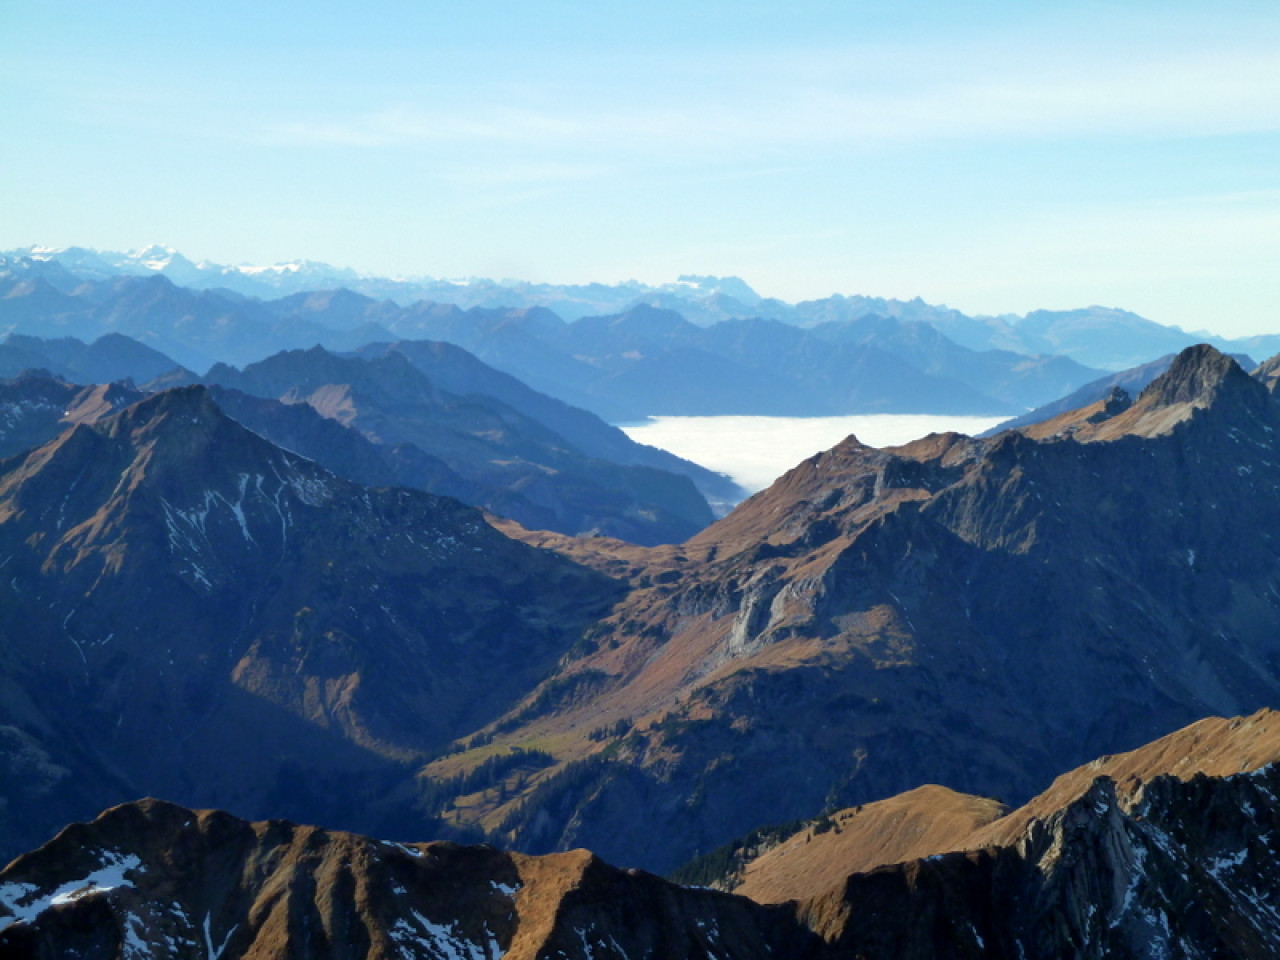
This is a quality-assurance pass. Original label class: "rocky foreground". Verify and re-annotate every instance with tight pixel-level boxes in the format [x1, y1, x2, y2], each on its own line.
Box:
[5, 710, 1280, 959]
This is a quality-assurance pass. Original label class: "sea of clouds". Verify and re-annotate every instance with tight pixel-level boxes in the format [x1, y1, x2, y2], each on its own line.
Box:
[622, 414, 1008, 495]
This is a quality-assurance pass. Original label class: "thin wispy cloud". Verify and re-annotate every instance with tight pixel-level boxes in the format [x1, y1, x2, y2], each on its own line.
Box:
[251, 42, 1280, 167]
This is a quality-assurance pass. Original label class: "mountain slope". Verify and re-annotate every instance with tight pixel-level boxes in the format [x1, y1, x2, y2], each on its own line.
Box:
[357, 338, 744, 511]
[431, 344, 1280, 873]
[702, 707, 1280, 904]
[7, 710, 1280, 959]
[205, 346, 717, 544]
[0, 798, 810, 960]
[0, 372, 147, 459]
[0, 332, 188, 386]
[0, 386, 619, 862]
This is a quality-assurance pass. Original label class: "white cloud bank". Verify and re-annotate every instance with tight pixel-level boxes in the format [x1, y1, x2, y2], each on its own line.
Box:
[623, 414, 1007, 494]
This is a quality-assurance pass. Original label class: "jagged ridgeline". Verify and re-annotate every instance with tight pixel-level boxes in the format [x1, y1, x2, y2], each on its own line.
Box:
[424, 345, 1280, 873]
[0, 332, 742, 544]
[6, 710, 1280, 958]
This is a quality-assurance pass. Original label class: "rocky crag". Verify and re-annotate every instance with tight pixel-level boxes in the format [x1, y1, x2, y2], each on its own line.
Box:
[6, 711, 1280, 959]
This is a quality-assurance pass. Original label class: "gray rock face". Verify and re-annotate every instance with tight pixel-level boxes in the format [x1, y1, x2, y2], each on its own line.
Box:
[800, 762, 1280, 959]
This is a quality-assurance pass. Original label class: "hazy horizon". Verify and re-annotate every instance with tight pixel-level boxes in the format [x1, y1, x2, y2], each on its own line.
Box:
[3, 2, 1277, 337]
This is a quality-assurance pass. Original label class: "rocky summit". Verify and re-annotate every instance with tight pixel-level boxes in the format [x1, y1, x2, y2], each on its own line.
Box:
[5, 710, 1280, 959]
[434, 344, 1280, 872]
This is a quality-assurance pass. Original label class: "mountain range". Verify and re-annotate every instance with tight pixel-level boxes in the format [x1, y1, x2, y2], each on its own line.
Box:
[3, 342, 1280, 882]
[201, 345, 720, 545]
[5, 241, 1280, 953]
[6, 708, 1280, 958]
[0, 331, 743, 542]
[0, 258, 1098, 419]
[415, 344, 1280, 873]
[8, 244, 1279, 373]
[0, 386, 622, 861]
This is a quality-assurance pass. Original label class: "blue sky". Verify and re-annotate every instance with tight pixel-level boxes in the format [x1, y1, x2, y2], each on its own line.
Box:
[3, 1, 1278, 335]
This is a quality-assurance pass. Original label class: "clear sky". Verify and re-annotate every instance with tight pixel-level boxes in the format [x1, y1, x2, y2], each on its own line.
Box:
[3, 1, 1277, 336]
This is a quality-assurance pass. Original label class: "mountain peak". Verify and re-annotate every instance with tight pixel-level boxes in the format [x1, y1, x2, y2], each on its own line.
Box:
[1137, 342, 1254, 408]
[1041, 342, 1275, 442]
[106, 383, 220, 431]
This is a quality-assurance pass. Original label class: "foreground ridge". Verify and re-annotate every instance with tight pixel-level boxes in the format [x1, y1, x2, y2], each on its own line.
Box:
[5, 711, 1280, 959]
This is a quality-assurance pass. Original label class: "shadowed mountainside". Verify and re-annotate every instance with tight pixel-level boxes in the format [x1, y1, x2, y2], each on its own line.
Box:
[0, 386, 620, 862]
[203, 345, 719, 545]
[7, 710, 1280, 959]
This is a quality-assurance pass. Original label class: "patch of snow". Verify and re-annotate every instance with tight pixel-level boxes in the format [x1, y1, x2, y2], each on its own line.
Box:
[388, 909, 497, 960]
[281, 461, 334, 507]
[1111, 844, 1148, 928]
[0, 850, 141, 931]
[387, 841, 424, 858]
[122, 914, 150, 960]
[1209, 848, 1249, 877]
[203, 913, 237, 960]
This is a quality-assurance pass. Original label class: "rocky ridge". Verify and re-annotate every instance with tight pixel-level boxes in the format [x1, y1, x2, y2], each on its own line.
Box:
[6, 710, 1280, 958]
[432, 344, 1280, 873]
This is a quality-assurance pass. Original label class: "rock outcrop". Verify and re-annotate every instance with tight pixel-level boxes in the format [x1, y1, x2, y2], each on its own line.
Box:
[7, 711, 1280, 958]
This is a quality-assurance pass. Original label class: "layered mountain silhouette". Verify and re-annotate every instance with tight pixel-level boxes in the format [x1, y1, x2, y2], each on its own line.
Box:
[202, 345, 721, 544]
[361, 303, 1089, 419]
[0, 386, 620, 861]
[430, 344, 1280, 872]
[12, 245, 1280, 374]
[0, 331, 189, 386]
[6, 710, 1280, 959]
[0, 257, 1110, 419]
[0, 328, 740, 542]
[353, 338, 741, 511]
[7, 340, 1280, 930]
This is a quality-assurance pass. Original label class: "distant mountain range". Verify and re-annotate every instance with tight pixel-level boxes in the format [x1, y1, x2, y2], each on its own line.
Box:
[6, 709, 1280, 958]
[5, 342, 1280, 880]
[9, 243, 1280, 955]
[0, 331, 743, 542]
[0, 255, 1104, 418]
[7, 244, 1279, 373]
